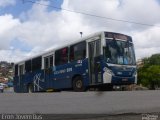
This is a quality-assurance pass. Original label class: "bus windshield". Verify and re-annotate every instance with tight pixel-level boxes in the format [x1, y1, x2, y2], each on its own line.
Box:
[104, 39, 136, 65]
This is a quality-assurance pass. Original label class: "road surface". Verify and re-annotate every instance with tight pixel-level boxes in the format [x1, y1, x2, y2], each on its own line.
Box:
[0, 90, 160, 119]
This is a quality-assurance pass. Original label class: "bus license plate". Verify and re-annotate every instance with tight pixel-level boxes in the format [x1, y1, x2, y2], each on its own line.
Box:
[122, 78, 128, 81]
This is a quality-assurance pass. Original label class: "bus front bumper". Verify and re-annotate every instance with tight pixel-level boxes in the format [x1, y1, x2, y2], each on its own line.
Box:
[111, 76, 135, 85]
[103, 71, 136, 85]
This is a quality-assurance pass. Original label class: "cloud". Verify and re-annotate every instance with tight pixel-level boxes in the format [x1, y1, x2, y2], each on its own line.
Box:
[0, 49, 26, 62]
[13, 0, 94, 50]
[0, 14, 20, 49]
[121, 0, 160, 24]
[0, 14, 20, 35]
[0, 46, 45, 62]
[1, 0, 160, 62]
[132, 25, 160, 59]
[0, 0, 15, 7]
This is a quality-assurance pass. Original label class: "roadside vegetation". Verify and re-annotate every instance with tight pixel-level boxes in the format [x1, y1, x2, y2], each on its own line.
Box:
[138, 54, 160, 90]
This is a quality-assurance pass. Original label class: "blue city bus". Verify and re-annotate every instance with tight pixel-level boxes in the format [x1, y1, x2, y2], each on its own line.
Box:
[13, 31, 137, 92]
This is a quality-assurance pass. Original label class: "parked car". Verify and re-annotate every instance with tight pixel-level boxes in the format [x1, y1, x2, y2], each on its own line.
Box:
[0, 83, 8, 88]
[0, 84, 4, 93]
[7, 81, 13, 87]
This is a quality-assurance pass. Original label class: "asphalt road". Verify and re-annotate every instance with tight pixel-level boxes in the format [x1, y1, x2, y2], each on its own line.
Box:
[1, 90, 160, 120]
[0, 90, 160, 115]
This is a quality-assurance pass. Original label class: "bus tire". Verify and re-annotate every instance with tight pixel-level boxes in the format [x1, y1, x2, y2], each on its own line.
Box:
[73, 76, 85, 92]
[28, 84, 34, 93]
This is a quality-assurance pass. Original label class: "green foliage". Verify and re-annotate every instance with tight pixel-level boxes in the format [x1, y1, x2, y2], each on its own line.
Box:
[138, 54, 160, 89]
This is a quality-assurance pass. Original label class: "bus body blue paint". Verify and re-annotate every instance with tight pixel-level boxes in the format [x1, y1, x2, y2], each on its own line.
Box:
[13, 31, 137, 92]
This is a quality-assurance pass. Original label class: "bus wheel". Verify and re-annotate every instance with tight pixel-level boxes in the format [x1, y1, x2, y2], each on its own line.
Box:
[73, 76, 85, 92]
[28, 84, 34, 93]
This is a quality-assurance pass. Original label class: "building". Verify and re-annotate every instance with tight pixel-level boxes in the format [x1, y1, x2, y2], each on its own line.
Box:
[136, 59, 144, 68]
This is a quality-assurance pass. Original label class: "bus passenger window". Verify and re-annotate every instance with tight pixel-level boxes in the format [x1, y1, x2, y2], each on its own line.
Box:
[70, 46, 74, 61]
[44, 55, 53, 69]
[44, 57, 49, 69]
[32, 56, 42, 71]
[14, 64, 18, 76]
[69, 41, 86, 62]
[25, 60, 32, 73]
[50, 56, 53, 67]
[55, 47, 68, 65]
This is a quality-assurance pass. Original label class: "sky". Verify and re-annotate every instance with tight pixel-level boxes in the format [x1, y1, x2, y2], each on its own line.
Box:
[0, 0, 160, 62]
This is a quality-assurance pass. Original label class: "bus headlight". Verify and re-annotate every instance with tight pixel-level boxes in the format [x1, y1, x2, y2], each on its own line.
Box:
[132, 71, 137, 77]
[103, 67, 115, 76]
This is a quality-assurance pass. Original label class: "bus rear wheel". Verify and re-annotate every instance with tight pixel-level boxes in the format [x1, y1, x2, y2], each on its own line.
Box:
[73, 76, 86, 92]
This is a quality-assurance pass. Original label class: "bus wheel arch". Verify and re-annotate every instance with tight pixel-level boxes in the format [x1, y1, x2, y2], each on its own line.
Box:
[72, 75, 86, 92]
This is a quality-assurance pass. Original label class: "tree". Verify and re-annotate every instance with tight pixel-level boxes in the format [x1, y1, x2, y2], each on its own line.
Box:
[138, 54, 160, 89]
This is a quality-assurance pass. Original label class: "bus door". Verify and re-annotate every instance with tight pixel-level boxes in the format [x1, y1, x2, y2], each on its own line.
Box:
[18, 63, 25, 92]
[88, 39, 102, 85]
[44, 55, 53, 89]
